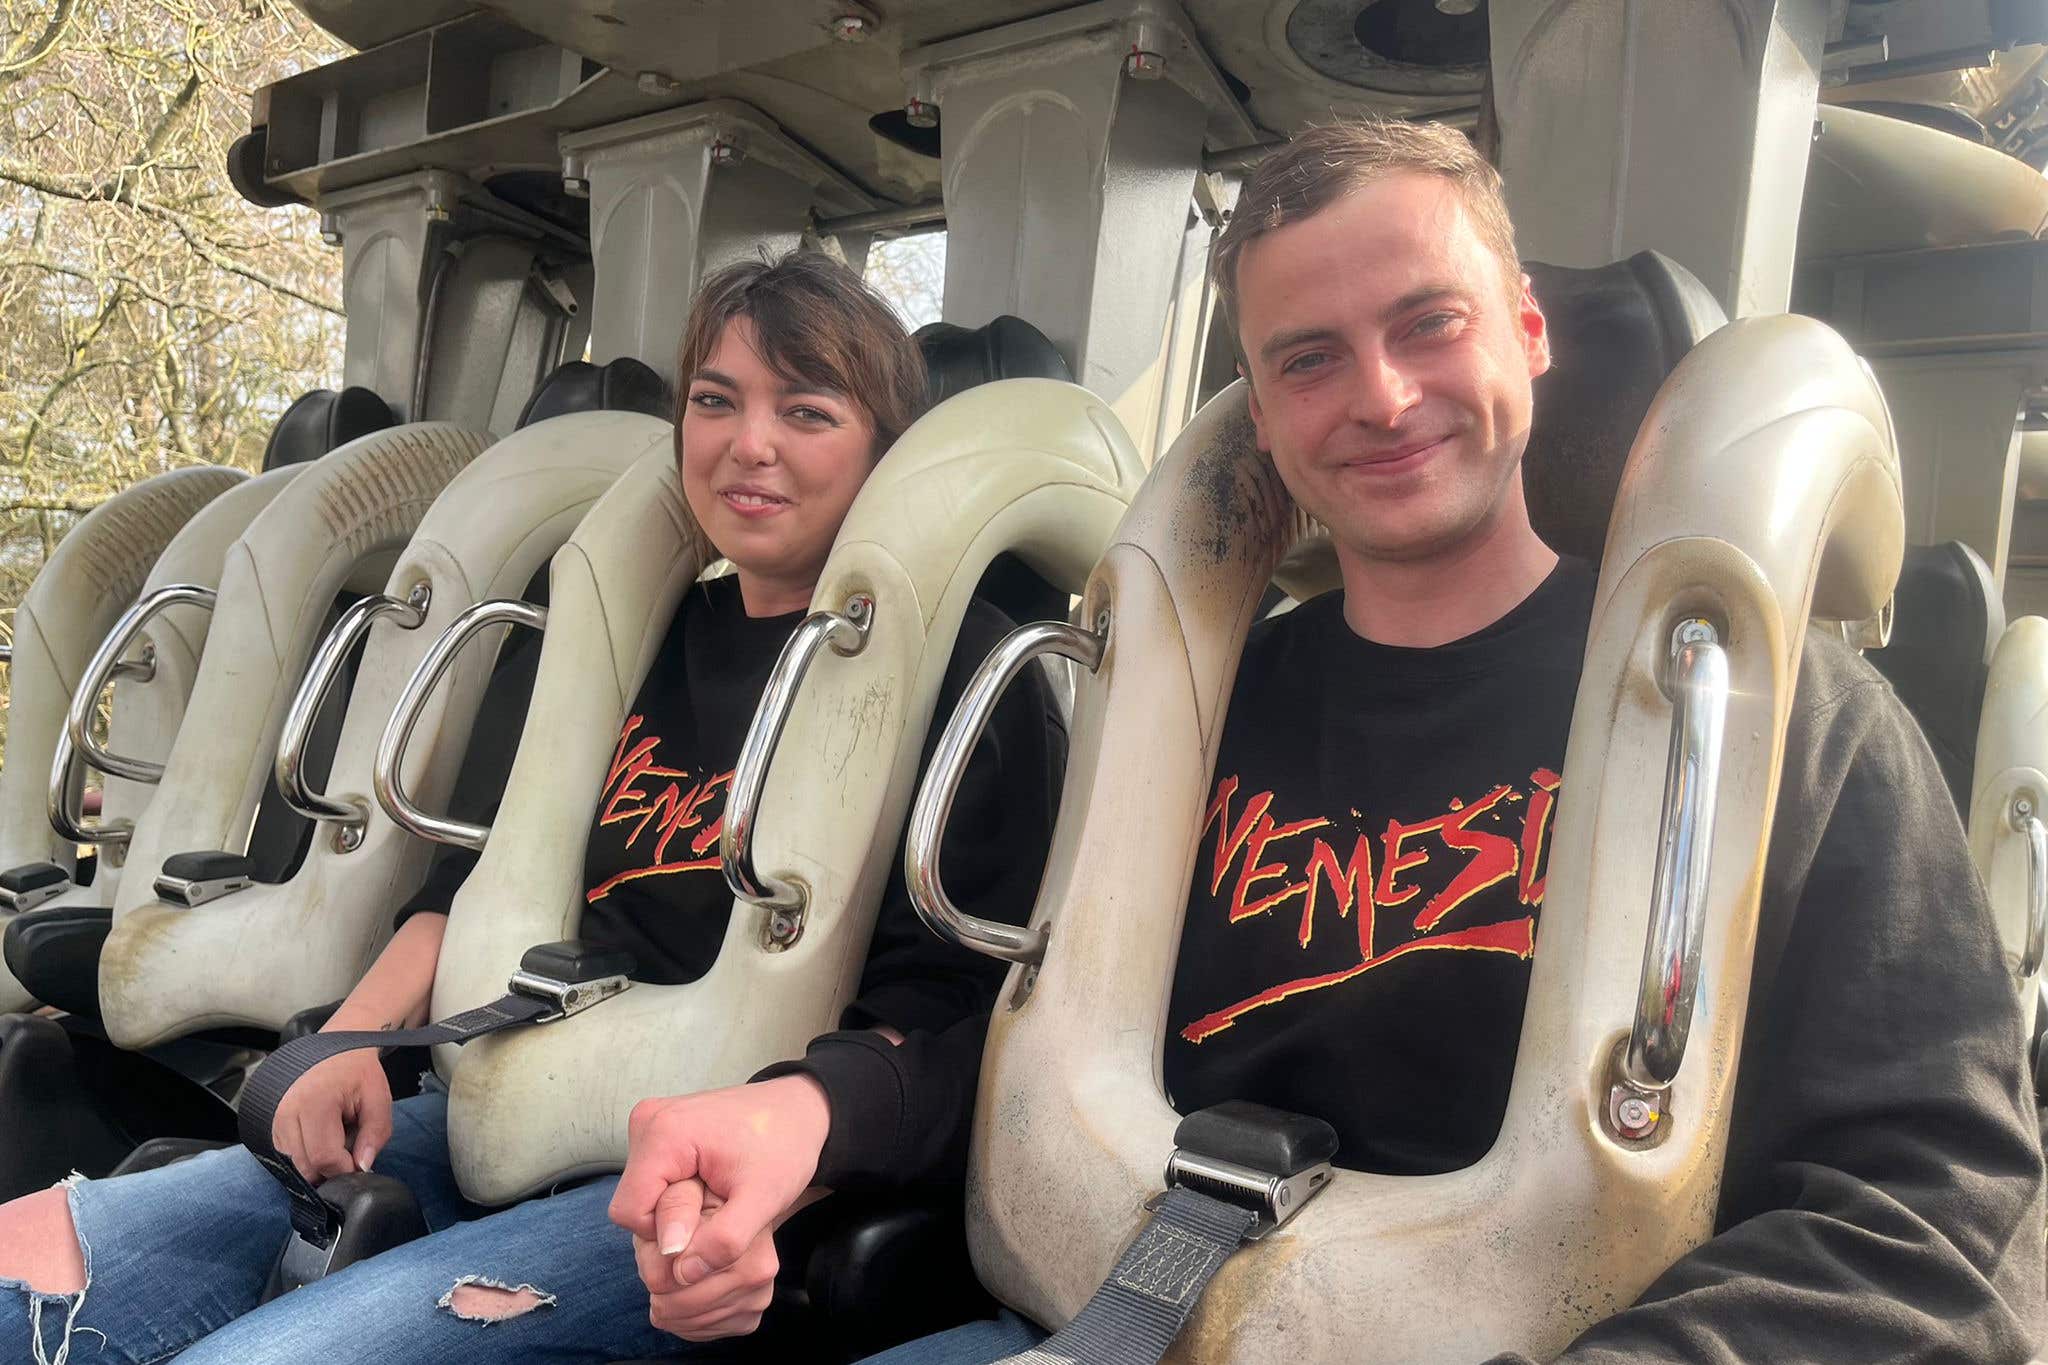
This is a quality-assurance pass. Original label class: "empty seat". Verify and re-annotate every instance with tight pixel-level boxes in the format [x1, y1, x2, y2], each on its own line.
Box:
[1866, 540, 2004, 814]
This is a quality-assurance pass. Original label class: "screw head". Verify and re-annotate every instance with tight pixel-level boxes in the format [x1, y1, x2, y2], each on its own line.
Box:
[904, 97, 938, 129]
[1674, 617, 1717, 649]
[767, 910, 801, 944]
[1124, 49, 1165, 79]
[563, 175, 590, 199]
[710, 139, 743, 167]
[333, 824, 364, 854]
[831, 14, 868, 41]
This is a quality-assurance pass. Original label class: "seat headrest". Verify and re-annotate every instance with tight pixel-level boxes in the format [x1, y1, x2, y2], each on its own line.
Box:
[915, 315, 1072, 409]
[515, 357, 672, 430]
[262, 387, 395, 471]
[1865, 540, 2004, 814]
[1523, 251, 1727, 563]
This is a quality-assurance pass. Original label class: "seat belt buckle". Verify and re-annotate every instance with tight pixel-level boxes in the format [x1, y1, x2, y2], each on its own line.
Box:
[0, 862, 71, 912]
[504, 939, 635, 1023]
[154, 851, 254, 908]
[1153, 1100, 1338, 1240]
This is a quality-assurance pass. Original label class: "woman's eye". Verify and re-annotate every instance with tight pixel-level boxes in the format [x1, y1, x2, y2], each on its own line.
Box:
[688, 391, 731, 411]
[787, 405, 838, 426]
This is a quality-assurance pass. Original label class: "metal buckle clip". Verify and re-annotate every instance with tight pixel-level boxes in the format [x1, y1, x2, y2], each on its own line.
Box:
[505, 969, 631, 1024]
[153, 870, 252, 908]
[1155, 1148, 1332, 1240]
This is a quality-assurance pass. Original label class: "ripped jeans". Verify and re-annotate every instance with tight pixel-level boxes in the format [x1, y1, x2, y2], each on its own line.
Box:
[2, 1084, 706, 1364]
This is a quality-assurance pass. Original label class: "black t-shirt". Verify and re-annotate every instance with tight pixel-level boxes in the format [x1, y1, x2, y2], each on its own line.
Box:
[1163, 558, 1590, 1173]
[405, 572, 1060, 1033]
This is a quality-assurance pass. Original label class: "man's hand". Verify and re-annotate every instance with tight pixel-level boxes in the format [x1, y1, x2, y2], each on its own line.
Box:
[608, 1075, 834, 1341]
[272, 1050, 392, 1183]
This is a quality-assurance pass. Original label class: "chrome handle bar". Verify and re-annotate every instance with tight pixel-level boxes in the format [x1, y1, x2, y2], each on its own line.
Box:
[68, 584, 217, 785]
[276, 586, 431, 843]
[373, 599, 546, 852]
[2014, 796, 2046, 981]
[906, 618, 1106, 967]
[1609, 618, 1728, 1140]
[49, 729, 128, 848]
[720, 595, 873, 940]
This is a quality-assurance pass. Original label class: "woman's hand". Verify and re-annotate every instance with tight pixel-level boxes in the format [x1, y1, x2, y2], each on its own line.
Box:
[609, 1075, 834, 1341]
[271, 1050, 393, 1183]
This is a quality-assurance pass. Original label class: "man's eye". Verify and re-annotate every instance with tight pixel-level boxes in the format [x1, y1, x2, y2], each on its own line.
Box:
[1409, 311, 1462, 339]
[1281, 351, 1330, 376]
[688, 391, 731, 411]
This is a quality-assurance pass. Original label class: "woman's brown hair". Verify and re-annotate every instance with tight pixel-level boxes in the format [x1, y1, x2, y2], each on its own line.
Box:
[673, 251, 927, 458]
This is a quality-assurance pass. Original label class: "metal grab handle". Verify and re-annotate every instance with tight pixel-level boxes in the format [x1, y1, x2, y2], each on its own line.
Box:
[906, 618, 1107, 966]
[49, 729, 128, 848]
[1610, 618, 1729, 1140]
[2014, 797, 2046, 981]
[276, 586, 431, 840]
[721, 595, 873, 938]
[68, 584, 217, 784]
[374, 599, 546, 852]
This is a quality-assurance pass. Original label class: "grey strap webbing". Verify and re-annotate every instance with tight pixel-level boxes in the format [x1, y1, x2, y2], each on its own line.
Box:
[995, 1188, 1260, 1365]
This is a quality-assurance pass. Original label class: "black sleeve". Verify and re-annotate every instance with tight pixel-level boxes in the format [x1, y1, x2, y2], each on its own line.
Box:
[1491, 650, 2047, 1364]
[750, 599, 1063, 1192]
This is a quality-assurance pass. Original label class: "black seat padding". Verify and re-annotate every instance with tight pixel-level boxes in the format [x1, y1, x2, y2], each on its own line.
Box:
[4, 904, 110, 1017]
[1523, 251, 1727, 565]
[916, 315, 1073, 410]
[1866, 541, 2004, 814]
[263, 387, 394, 471]
[514, 357, 670, 430]
[914, 315, 1075, 626]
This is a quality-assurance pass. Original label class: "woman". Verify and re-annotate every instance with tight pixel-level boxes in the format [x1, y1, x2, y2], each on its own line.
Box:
[0, 252, 1061, 1363]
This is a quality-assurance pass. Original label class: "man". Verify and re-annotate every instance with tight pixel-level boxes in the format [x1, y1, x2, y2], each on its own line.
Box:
[612, 120, 2048, 1361]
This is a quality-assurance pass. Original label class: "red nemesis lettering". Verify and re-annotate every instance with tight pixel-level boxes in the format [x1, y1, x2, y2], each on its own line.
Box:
[1182, 770, 1557, 1044]
[586, 715, 734, 902]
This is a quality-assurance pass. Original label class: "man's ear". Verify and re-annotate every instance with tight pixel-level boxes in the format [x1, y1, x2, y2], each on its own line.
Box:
[1518, 273, 1552, 379]
[1242, 365, 1273, 453]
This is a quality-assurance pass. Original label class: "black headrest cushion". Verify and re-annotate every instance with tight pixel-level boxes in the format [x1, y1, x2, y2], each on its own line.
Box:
[915, 315, 1072, 410]
[262, 387, 395, 471]
[1866, 540, 2004, 815]
[1522, 251, 1727, 563]
[516, 357, 671, 430]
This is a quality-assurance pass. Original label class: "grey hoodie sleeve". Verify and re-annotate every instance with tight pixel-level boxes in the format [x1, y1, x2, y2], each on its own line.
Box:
[1492, 638, 2046, 1364]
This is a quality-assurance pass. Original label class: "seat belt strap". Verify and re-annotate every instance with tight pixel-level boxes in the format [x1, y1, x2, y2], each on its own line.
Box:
[996, 1101, 1338, 1365]
[238, 992, 556, 1242]
[996, 1188, 1258, 1365]
[238, 938, 635, 1244]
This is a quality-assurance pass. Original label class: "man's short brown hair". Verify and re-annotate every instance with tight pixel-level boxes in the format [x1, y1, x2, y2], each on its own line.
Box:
[1213, 118, 1522, 329]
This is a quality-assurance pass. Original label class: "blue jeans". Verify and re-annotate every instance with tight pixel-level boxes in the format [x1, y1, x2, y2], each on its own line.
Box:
[0, 1085, 695, 1364]
[853, 1311, 1047, 1364]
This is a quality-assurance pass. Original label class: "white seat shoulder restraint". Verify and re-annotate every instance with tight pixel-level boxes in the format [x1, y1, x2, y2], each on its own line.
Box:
[427, 377, 1143, 1204]
[97, 412, 670, 1046]
[43, 465, 311, 916]
[1970, 614, 2048, 1035]
[0, 466, 246, 1009]
[100, 423, 490, 1050]
[956, 316, 1902, 1362]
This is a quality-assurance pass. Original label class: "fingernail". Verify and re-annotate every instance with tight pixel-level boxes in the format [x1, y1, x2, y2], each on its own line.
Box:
[357, 1147, 377, 1172]
[677, 1256, 709, 1284]
[659, 1229, 687, 1255]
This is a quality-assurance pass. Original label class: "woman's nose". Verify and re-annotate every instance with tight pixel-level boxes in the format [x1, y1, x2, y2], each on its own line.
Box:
[731, 412, 778, 465]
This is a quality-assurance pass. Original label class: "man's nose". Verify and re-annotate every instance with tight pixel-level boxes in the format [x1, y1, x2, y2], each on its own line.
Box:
[1349, 352, 1422, 429]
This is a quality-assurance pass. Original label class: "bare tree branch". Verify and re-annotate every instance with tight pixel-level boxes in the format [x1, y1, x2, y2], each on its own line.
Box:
[0, 0, 79, 87]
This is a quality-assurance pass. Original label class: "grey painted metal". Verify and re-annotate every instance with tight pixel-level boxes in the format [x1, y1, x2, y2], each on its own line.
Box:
[2016, 798, 2046, 981]
[1490, 0, 1829, 318]
[68, 585, 218, 786]
[1615, 620, 1730, 1120]
[561, 102, 872, 384]
[324, 171, 465, 419]
[374, 598, 547, 852]
[918, 1, 1220, 459]
[815, 201, 947, 236]
[906, 619, 1106, 966]
[276, 586, 431, 837]
[720, 596, 873, 922]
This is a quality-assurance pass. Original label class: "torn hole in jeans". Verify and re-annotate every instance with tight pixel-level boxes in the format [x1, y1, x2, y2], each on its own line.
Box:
[438, 1275, 558, 1323]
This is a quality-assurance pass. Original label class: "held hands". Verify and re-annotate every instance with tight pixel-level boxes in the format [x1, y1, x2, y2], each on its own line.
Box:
[608, 1075, 833, 1342]
[270, 1050, 393, 1183]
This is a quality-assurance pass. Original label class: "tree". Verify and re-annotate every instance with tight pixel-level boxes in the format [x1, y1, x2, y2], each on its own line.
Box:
[0, 0, 345, 760]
